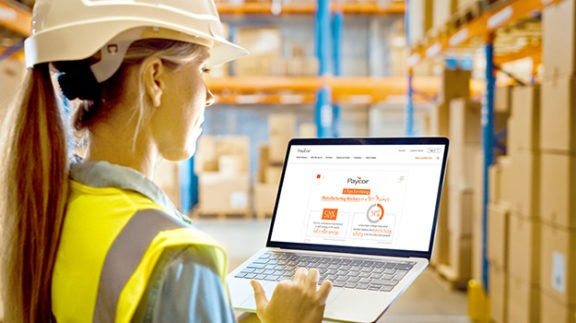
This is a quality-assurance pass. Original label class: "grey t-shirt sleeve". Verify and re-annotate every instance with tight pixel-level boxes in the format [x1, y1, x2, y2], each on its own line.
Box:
[132, 246, 236, 323]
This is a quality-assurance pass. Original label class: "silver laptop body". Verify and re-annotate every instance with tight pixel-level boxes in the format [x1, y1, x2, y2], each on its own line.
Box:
[227, 137, 449, 323]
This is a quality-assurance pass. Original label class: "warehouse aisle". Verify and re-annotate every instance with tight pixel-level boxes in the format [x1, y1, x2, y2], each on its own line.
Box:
[193, 218, 470, 323]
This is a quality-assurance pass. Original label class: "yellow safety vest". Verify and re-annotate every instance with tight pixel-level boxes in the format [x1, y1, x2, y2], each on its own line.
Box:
[52, 180, 228, 323]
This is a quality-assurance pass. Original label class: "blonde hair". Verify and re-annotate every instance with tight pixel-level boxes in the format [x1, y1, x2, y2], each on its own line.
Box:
[0, 39, 203, 322]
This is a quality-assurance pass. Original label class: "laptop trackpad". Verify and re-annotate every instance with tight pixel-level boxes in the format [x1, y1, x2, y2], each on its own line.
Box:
[240, 282, 343, 309]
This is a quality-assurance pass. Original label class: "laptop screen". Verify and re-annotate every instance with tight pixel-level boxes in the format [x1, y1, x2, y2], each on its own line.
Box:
[267, 137, 448, 258]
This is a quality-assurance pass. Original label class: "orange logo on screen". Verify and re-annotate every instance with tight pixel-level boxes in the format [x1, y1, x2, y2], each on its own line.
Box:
[321, 208, 338, 221]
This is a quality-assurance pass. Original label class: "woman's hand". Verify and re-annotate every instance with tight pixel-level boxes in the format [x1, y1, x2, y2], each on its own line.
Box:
[250, 268, 333, 323]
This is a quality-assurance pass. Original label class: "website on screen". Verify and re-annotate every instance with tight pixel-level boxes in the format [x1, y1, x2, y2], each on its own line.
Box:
[270, 144, 445, 252]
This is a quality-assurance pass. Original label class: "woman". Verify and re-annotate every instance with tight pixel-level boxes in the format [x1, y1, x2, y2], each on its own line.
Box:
[0, 0, 331, 322]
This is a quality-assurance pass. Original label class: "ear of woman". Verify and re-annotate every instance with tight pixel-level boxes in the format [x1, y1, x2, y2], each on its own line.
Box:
[142, 57, 166, 108]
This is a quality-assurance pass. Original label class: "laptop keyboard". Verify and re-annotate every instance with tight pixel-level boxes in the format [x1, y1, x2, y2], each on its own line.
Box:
[234, 251, 416, 292]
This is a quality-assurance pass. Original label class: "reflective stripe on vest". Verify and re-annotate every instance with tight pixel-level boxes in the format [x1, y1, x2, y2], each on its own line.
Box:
[93, 209, 182, 322]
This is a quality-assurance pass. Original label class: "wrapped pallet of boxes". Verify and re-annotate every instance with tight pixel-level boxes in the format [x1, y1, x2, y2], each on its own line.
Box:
[438, 98, 483, 287]
[195, 135, 251, 218]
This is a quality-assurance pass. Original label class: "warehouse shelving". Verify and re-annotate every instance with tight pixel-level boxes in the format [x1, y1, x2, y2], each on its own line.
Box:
[407, 0, 559, 67]
[206, 76, 490, 105]
[216, 1, 405, 15]
[405, 0, 559, 319]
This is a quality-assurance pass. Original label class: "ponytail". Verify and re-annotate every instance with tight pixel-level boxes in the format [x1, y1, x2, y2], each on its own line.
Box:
[0, 63, 69, 322]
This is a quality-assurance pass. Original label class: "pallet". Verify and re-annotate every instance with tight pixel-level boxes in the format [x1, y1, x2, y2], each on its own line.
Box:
[192, 210, 252, 220]
[255, 212, 273, 220]
[434, 264, 470, 291]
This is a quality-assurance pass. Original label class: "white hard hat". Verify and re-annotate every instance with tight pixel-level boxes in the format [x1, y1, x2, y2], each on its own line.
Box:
[24, 0, 248, 82]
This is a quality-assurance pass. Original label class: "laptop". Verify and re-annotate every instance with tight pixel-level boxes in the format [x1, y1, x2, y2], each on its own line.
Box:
[227, 137, 449, 323]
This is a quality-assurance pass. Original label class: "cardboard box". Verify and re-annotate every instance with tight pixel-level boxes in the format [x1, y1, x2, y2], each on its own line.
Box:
[508, 214, 541, 284]
[448, 188, 475, 235]
[540, 153, 576, 229]
[489, 163, 501, 203]
[509, 85, 540, 152]
[218, 155, 244, 175]
[495, 85, 512, 114]
[408, 0, 433, 45]
[490, 264, 508, 323]
[508, 152, 540, 217]
[488, 203, 510, 269]
[429, 103, 450, 137]
[253, 182, 278, 218]
[265, 165, 284, 186]
[269, 114, 296, 164]
[257, 144, 270, 183]
[541, 290, 576, 323]
[235, 27, 281, 76]
[507, 274, 540, 323]
[448, 143, 482, 190]
[154, 159, 181, 208]
[198, 173, 250, 214]
[541, 77, 576, 153]
[498, 156, 514, 205]
[449, 98, 482, 145]
[440, 69, 471, 104]
[432, 183, 451, 266]
[471, 151, 484, 281]
[269, 134, 292, 164]
[542, 0, 576, 80]
[298, 123, 317, 138]
[540, 223, 576, 305]
[448, 231, 472, 281]
[433, 0, 457, 30]
[195, 136, 249, 174]
[269, 113, 296, 136]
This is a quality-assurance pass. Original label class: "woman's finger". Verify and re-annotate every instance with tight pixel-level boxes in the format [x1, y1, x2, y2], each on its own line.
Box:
[294, 267, 308, 284]
[306, 268, 320, 288]
[250, 280, 269, 310]
[316, 280, 333, 305]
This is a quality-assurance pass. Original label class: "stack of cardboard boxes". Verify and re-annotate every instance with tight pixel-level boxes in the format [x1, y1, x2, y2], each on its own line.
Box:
[234, 26, 318, 77]
[253, 114, 297, 218]
[489, 84, 542, 323]
[487, 12, 576, 318]
[194, 135, 251, 217]
[445, 97, 482, 286]
[427, 68, 472, 287]
[538, 1, 576, 321]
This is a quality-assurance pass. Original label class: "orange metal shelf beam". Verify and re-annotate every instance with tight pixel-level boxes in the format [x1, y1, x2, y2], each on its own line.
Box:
[217, 2, 404, 15]
[333, 2, 405, 14]
[217, 2, 315, 14]
[0, 0, 31, 36]
[408, 0, 561, 66]
[206, 76, 489, 104]
[494, 43, 542, 66]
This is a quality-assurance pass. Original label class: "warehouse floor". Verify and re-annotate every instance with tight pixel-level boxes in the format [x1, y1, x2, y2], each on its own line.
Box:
[193, 218, 470, 323]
